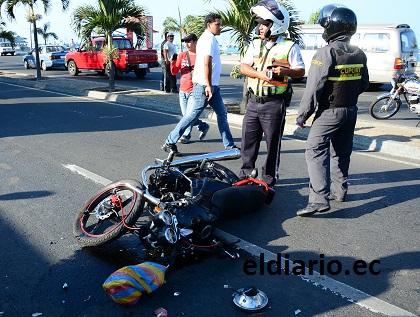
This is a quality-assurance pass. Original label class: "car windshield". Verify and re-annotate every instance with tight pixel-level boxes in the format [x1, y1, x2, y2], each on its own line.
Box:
[400, 30, 418, 53]
[112, 39, 133, 49]
[46, 46, 65, 53]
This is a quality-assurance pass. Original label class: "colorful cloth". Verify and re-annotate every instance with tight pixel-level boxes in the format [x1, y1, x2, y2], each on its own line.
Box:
[103, 261, 167, 305]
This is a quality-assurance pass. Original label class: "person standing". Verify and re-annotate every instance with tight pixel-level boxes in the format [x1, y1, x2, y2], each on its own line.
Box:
[296, 4, 369, 216]
[160, 32, 168, 91]
[163, 32, 178, 93]
[239, 0, 305, 187]
[162, 13, 235, 154]
[170, 33, 210, 144]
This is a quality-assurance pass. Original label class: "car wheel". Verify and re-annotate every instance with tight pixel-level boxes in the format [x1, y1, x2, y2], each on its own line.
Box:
[24, 60, 30, 69]
[41, 61, 48, 71]
[10, 52, 14, 56]
[68, 60, 79, 76]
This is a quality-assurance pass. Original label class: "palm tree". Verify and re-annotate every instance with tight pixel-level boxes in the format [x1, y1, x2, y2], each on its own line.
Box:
[37, 22, 58, 45]
[72, 0, 147, 92]
[207, 0, 303, 113]
[0, 0, 69, 80]
[0, 18, 15, 46]
[163, 13, 205, 49]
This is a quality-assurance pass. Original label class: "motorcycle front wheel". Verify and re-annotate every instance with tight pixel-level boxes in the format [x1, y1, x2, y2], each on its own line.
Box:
[73, 179, 144, 248]
[369, 96, 401, 119]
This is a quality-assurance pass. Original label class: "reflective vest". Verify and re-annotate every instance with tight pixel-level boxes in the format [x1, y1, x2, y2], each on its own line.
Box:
[318, 41, 367, 107]
[247, 38, 294, 96]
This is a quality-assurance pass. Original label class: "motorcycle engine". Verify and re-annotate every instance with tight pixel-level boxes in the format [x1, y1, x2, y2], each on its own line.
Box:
[408, 95, 420, 114]
[148, 167, 191, 200]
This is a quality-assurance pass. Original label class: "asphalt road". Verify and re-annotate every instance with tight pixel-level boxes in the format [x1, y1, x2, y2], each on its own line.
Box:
[0, 82, 419, 317]
[1, 55, 419, 127]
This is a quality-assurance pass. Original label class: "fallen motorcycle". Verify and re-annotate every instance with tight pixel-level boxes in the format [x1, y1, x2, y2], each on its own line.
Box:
[369, 61, 420, 125]
[73, 148, 275, 264]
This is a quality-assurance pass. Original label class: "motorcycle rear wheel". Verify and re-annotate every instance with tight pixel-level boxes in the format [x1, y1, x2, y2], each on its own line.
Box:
[369, 96, 401, 119]
[73, 179, 144, 248]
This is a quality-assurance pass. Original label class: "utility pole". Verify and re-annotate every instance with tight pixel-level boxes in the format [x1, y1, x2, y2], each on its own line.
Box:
[29, 22, 33, 49]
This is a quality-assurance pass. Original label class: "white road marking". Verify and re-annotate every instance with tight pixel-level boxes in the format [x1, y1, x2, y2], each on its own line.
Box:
[63, 163, 417, 317]
[2, 81, 419, 167]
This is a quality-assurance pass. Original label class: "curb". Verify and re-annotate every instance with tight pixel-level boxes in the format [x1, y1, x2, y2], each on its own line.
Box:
[1, 75, 419, 161]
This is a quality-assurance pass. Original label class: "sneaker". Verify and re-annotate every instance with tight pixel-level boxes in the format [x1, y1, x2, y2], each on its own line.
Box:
[179, 136, 191, 144]
[161, 143, 179, 154]
[296, 203, 330, 217]
[198, 123, 210, 141]
[225, 144, 240, 150]
[329, 193, 346, 202]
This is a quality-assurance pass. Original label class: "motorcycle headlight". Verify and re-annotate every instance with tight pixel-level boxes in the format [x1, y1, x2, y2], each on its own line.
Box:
[164, 227, 177, 244]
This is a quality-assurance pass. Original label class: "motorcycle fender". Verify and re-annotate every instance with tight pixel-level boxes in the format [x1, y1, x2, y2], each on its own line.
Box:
[376, 92, 392, 100]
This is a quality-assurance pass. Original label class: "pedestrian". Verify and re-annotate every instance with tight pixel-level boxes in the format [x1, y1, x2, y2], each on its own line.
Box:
[159, 32, 168, 91]
[162, 32, 178, 93]
[296, 4, 369, 216]
[162, 13, 236, 154]
[239, 0, 305, 187]
[170, 33, 210, 144]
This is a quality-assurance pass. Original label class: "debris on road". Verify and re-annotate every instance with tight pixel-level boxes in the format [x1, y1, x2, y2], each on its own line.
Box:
[294, 309, 302, 315]
[32, 313, 43, 317]
[154, 307, 168, 317]
[62, 283, 69, 290]
[83, 295, 92, 302]
[173, 291, 181, 296]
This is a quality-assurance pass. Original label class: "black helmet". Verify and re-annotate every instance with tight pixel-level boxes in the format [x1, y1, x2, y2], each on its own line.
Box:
[318, 4, 357, 42]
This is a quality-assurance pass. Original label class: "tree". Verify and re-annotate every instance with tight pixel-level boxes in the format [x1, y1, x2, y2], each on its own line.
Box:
[163, 14, 205, 49]
[37, 22, 58, 45]
[72, 0, 147, 92]
[307, 10, 320, 24]
[0, 18, 15, 46]
[207, 0, 303, 113]
[0, 0, 69, 80]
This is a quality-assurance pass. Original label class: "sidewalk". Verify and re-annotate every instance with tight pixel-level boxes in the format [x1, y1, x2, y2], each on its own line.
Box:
[1, 72, 419, 161]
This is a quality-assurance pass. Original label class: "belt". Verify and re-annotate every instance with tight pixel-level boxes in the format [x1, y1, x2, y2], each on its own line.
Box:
[248, 92, 283, 104]
[325, 104, 355, 109]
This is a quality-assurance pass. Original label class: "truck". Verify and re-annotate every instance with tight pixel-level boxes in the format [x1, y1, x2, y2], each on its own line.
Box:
[0, 42, 15, 56]
[64, 36, 159, 78]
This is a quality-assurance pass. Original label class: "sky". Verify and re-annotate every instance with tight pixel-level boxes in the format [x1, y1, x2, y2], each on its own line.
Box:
[2, 0, 420, 48]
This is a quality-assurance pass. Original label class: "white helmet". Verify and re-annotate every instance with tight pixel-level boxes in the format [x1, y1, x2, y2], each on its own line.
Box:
[251, 0, 290, 37]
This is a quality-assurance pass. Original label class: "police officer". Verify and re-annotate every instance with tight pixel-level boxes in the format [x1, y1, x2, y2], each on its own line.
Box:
[296, 5, 369, 216]
[239, 0, 305, 186]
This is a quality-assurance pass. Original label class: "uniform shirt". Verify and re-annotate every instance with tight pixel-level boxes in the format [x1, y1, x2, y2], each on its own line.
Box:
[163, 41, 176, 60]
[242, 37, 305, 70]
[297, 36, 369, 124]
[192, 29, 221, 86]
[170, 51, 196, 92]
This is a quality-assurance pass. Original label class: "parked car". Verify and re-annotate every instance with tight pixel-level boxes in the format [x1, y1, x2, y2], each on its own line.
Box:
[0, 42, 15, 56]
[64, 36, 159, 78]
[23, 45, 68, 70]
[300, 24, 418, 83]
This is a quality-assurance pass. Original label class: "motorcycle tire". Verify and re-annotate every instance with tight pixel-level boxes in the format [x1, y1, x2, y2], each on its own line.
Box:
[369, 96, 401, 120]
[73, 179, 145, 248]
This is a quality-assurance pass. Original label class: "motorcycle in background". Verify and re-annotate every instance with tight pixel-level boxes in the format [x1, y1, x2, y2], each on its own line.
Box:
[369, 62, 420, 125]
[73, 149, 275, 264]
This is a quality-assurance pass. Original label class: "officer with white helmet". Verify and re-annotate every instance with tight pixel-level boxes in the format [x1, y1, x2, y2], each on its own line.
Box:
[239, 0, 305, 186]
[296, 5, 369, 216]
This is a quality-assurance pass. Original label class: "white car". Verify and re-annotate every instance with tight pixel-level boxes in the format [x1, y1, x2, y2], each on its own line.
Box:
[0, 42, 15, 56]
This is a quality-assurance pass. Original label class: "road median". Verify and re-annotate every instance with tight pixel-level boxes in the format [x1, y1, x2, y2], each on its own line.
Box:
[1, 73, 419, 161]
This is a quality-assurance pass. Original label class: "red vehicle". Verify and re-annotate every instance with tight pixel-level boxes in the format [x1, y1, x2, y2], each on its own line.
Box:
[65, 37, 159, 78]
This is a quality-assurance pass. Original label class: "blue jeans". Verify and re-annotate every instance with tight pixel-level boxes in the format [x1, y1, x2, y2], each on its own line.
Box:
[166, 84, 235, 148]
[179, 91, 207, 138]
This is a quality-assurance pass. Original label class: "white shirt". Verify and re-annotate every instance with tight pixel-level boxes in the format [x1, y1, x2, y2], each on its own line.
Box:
[163, 41, 176, 60]
[192, 29, 221, 86]
[242, 37, 305, 70]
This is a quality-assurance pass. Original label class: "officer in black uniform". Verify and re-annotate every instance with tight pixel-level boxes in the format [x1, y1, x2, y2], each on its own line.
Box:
[296, 4, 369, 216]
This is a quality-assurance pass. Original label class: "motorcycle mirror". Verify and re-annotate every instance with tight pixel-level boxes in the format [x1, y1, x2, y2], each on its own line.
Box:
[250, 169, 258, 178]
[167, 151, 175, 163]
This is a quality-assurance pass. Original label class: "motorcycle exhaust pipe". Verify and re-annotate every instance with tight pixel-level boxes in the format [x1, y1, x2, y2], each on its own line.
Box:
[170, 148, 241, 167]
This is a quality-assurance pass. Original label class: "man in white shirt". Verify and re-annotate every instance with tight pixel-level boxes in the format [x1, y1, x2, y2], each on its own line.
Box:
[162, 13, 236, 154]
[163, 32, 178, 93]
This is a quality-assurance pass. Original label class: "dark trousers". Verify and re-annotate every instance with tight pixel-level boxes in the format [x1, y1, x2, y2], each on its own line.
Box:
[239, 97, 286, 185]
[164, 63, 177, 92]
[305, 106, 358, 204]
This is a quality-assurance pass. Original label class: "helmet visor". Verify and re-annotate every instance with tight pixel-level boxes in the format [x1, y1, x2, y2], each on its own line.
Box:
[254, 0, 284, 21]
[317, 4, 345, 27]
